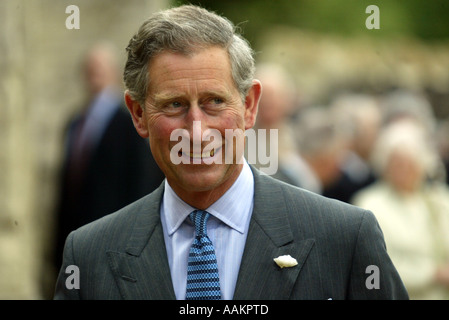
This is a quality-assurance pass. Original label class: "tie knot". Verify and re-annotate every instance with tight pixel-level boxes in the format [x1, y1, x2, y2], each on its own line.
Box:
[190, 210, 210, 237]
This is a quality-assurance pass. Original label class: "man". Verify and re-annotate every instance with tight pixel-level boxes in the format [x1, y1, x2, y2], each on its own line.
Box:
[54, 5, 408, 300]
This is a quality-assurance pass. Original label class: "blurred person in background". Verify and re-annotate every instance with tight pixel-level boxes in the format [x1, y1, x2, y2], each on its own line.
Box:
[380, 89, 447, 183]
[380, 90, 436, 133]
[290, 106, 347, 194]
[435, 119, 449, 185]
[352, 119, 449, 299]
[53, 43, 164, 273]
[323, 94, 381, 203]
[252, 63, 302, 185]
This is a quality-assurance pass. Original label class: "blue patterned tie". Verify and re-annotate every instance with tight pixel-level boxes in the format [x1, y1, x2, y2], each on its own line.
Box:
[186, 210, 221, 300]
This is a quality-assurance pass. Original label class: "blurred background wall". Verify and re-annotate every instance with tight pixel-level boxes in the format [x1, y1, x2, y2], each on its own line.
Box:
[0, 0, 167, 299]
[0, 0, 448, 299]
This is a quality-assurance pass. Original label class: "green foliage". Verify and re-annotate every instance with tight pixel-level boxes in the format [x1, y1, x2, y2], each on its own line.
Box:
[174, 0, 449, 47]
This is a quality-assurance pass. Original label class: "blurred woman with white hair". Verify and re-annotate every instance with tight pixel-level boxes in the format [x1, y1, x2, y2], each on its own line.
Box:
[352, 119, 449, 299]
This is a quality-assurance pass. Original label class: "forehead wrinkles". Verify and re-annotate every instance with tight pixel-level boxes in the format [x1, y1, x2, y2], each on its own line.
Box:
[147, 48, 236, 95]
[149, 75, 233, 104]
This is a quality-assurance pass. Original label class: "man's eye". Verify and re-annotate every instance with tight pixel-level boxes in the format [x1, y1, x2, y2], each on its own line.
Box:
[169, 101, 183, 108]
[213, 98, 224, 104]
[209, 98, 224, 105]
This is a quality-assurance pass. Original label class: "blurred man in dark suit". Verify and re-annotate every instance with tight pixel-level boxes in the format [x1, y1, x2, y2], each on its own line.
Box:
[54, 43, 164, 271]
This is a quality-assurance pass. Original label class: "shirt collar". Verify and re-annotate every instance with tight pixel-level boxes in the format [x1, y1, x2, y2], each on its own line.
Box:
[162, 160, 254, 236]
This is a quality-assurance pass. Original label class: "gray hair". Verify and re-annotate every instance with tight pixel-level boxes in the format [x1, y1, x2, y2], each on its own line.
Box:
[123, 4, 255, 104]
[294, 106, 346, 156]
[370, 119, 440, 180]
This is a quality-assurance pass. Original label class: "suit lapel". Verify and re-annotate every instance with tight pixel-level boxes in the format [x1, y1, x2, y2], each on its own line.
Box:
[233, 167, 315, 299]
[107, 183, 176, 299]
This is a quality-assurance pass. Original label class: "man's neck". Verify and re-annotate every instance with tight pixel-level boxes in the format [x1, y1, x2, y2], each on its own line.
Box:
[168, 164, 244, 210]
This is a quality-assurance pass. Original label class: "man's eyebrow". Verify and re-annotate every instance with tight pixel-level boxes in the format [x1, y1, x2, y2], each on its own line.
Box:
[152, 92, 183, 101]
[152, 89, 230, 102]
[149, 92, 187, 105]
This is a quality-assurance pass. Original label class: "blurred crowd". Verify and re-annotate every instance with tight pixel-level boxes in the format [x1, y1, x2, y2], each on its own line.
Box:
[254, 63, 449, 299]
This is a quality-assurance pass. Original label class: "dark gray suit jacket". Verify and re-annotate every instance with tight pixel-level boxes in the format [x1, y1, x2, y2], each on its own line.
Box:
[54, 166, 408, 299]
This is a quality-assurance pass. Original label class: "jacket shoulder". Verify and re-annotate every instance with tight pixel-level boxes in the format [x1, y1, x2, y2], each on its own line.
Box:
[258, 172, 369, 221]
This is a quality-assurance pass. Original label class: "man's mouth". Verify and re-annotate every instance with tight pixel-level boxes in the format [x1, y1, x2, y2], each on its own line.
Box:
[178, 146, 221, 162]
[184, 149, 215, 158]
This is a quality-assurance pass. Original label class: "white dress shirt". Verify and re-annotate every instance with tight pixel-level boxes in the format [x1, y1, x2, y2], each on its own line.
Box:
[160, 160, 254, 300]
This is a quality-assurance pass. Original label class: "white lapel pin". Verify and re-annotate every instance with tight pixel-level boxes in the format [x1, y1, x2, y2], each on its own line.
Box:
[274, 254, 298, 268]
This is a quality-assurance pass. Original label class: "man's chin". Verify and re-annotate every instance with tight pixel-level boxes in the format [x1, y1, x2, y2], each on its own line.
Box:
[169, 163, 239, 193]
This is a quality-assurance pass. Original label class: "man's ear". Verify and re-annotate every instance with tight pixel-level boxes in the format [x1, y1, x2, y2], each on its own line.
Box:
[124, 91, 149, 138]
[244, 79, 262, 130]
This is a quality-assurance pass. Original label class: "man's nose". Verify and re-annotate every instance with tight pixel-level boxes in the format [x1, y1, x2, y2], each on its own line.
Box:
[185, 103, 207, 138]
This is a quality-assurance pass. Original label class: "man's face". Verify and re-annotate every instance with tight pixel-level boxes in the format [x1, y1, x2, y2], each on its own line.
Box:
[127, 46, 260, 197]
